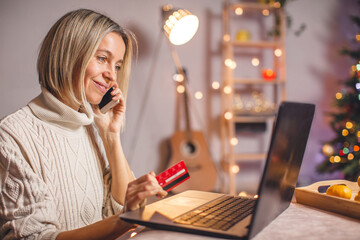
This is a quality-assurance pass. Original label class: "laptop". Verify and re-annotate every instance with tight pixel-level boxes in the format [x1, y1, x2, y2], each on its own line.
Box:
[120, 101, 315, 239]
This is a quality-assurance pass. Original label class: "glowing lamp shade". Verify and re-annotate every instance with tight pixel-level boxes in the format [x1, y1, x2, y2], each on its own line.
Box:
[163, 9, 199, 45]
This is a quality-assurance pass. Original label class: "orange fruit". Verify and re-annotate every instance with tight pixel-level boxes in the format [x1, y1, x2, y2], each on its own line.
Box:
[326, 184, 352, 199]
[355, 192, 360, 202]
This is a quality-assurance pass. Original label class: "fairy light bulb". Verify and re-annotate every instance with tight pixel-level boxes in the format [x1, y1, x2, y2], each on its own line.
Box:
[194, 91, 203, 99]
[335, 92, 343, 100]
[224, 111, 233, 120]
[173, 73, 184, 82]
[212, 81, 220, 90]
[223, 86, 232, 94]
[177, 85, 185, 93]
[231, 164, 240, 173]
[348, 153, 354, 160]
[334, 156, 341, 163]
[346, 122, 353, 129]
[223, 34, 230, 42]
[230, 137, 238, 146]
[262, 9, 270, 16]
[274, 48, 282, 57]
[235, 7, 243, 15]
[252, 58, 260, 66]
[342, 129, 349, 136]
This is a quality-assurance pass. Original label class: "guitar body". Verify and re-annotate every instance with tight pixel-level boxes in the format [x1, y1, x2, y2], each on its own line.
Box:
[168, 130, 217, 193]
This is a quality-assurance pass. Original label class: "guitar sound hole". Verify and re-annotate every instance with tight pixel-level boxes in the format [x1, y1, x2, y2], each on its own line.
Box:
[183, 142, 196, 155]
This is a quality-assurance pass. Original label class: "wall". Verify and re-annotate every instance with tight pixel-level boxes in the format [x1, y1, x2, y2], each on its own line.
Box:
[0, 0, 358, 193]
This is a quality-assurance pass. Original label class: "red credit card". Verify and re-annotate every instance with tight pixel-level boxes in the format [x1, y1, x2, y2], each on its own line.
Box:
[156, 160, 190, 192]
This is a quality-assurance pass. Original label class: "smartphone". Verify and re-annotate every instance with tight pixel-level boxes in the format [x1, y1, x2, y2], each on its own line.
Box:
[98, 87, 120, 114]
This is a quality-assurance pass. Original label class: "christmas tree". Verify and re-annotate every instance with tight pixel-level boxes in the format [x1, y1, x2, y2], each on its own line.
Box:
[317, 11, 360, 181]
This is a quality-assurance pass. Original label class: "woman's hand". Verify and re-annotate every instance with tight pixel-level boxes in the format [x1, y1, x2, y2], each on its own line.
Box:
[124, 172, 168, 211]
[92, 83, 125, 134]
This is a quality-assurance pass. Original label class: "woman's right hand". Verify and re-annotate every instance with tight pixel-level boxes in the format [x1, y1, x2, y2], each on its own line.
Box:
[124, 172, 167, 211]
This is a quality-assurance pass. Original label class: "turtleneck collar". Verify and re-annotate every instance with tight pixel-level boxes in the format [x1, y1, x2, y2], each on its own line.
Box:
[28, 88, 94, 130]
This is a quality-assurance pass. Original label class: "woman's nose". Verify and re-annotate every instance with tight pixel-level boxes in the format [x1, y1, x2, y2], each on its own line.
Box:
[103, 65, 116, 82]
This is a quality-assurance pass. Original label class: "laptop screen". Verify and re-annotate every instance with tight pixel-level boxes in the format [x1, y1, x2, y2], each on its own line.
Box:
[248, 101, 315, 239]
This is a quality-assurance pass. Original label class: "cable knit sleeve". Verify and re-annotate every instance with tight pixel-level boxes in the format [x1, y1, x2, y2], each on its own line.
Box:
[86, 124, 124, 217]
[0, 140, 60, 240]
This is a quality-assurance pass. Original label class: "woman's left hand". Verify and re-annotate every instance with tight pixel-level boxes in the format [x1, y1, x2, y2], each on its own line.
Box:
[92, 83, 125, 134]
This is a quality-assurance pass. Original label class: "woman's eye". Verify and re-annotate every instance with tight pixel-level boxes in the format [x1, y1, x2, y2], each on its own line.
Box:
[98, 56, 107, 62]
[115, 65, 121, 72]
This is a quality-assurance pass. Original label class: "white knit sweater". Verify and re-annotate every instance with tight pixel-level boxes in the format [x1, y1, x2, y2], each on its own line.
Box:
[0, 89, 123, 240]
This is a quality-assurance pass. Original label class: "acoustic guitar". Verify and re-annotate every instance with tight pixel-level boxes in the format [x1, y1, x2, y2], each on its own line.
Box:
[167, 69, 217, 193]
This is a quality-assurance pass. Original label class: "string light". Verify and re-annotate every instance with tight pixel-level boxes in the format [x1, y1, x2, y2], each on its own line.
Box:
[231, 164, 240, 173]
[223, 86, 232, 94]
[252, 58, 260, 66]
[212, 81, 220, 90]
[346, 122, 353, 129]
[354, 145, 360, 151]
[329, 156, 335, 163]
[224, 111, 233, 120]
[273, 2, 281, 8]
[223, 34, 230, 42]
[194, 91, 203, 99]
[334, 156, 341, 163]
[225, 58, 237, 69]
[173, 73, 184, 82]
[238, 191, 247, 197]
[335, 92, 343, 100]
[342, 129, 349, 136]
[343, 148, 349, 154]
[274, 48, 282, 57]
[262, 9, 270, 16]
[230, 137, 238, 146]
[356, 34, 360, 42]
[177, 85, 185, 93]
[348, 153, 354, 160]
[235, 7, 243, 15]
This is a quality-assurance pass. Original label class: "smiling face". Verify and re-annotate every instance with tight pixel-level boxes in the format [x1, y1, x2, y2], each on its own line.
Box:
[84, 32, 126, 104]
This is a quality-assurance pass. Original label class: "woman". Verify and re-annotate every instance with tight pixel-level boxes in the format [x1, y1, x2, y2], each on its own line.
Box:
[0, 9, 167, 239]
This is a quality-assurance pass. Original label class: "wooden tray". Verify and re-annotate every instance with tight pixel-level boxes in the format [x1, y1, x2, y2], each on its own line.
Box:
[294, 179, 360, 220]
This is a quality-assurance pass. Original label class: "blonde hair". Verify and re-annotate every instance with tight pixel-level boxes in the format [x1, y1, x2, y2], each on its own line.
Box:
[37, 9, 136, 117]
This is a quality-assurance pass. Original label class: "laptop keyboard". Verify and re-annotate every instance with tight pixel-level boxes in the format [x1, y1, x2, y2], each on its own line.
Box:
[174, 195, 256, 231]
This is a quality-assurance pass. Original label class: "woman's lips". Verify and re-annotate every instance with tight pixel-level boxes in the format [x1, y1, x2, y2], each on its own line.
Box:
[93, 80, 109, 94]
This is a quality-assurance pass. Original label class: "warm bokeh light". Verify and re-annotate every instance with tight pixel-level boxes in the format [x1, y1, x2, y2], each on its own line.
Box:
[173, 73, 184, 82]
[342, 129, 349, 136]
[274, 48, 282, 57]
[252, 58, 260, 66]
[194, 91, 203, 99]
[274, 2, 281, 8]
[238, 191, 247, 197]
[225, 58, 237, 69]
[223, 86, 232, 94]
[262, 9, 270, 16]
[235, 7, 243, 15]
[231, 164, 240, 173]
[230, 137, 238, 146]
[177, 85, 185, 93]
[346, 122, 353, 129]
[335, 92, 343, 100]
[322, 144, 334, 156]
[262, 69, 276, 81]
[212, 81, 220, 90]
[334, 156, 341, 163]
[348, 153, 354, 160]
[354, 145, 360, 151]
[223, 34, 230, 42]
[224, 111, 233, 120]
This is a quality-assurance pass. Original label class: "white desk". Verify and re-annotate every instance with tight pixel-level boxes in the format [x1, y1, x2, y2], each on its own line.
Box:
[118, 203, 360, 240]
